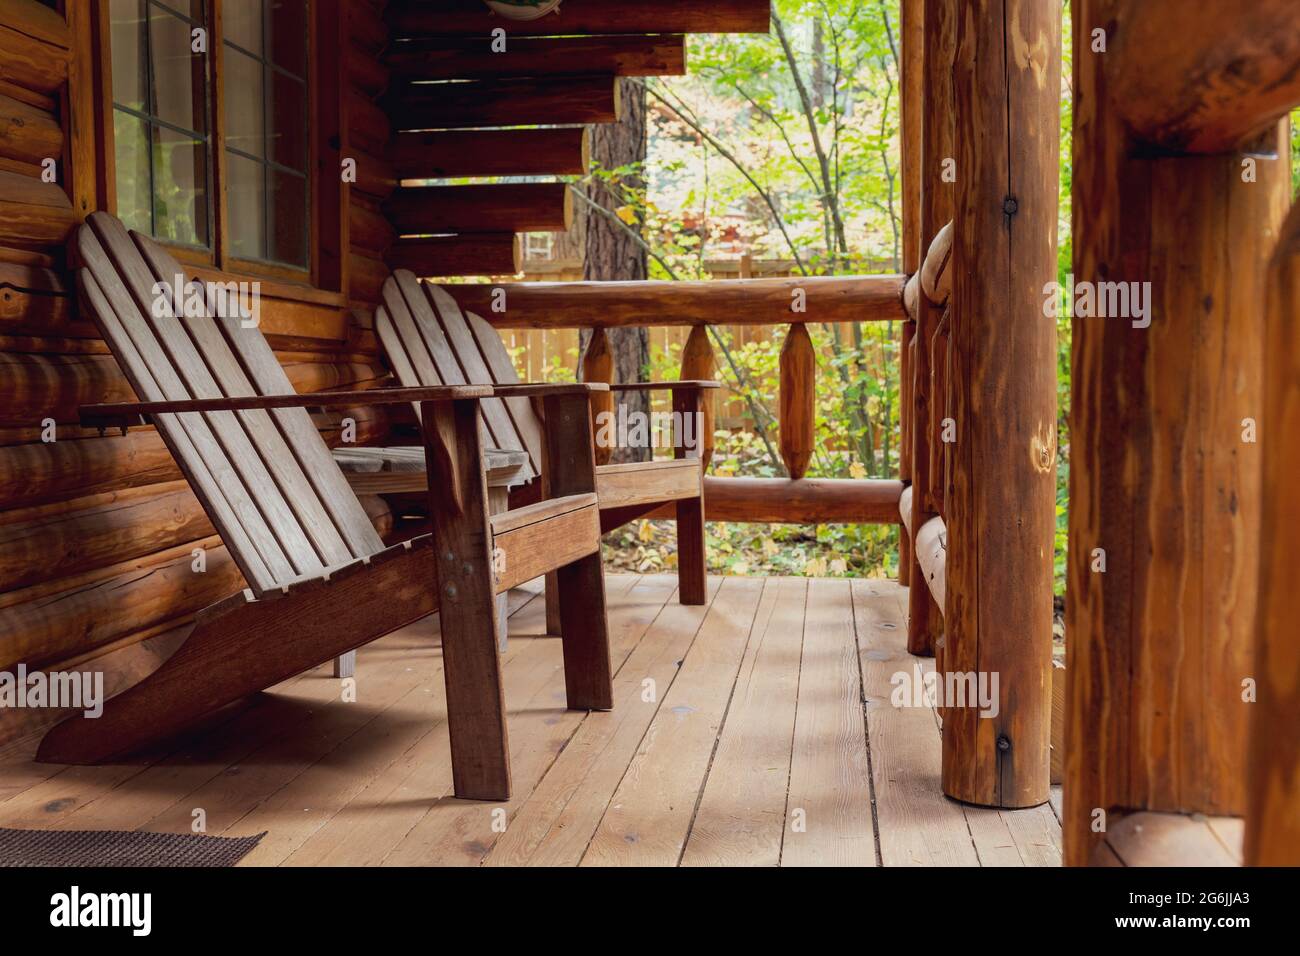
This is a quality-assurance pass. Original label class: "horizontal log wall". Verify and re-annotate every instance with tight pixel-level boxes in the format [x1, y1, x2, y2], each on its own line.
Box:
[0, 0, 403, 710]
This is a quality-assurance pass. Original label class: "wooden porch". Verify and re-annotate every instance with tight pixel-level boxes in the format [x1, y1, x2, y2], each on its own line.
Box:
[0, 574, 1060, 867]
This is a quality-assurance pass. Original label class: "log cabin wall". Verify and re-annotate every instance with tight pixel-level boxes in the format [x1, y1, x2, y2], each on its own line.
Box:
[0, 0, 398, 743]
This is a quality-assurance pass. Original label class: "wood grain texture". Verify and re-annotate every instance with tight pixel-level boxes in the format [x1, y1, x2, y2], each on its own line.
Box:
[1245, 187, 1300, 866]
[393, 127, 590, 179]
[1107, 0, 1300, 153]
[679, 325, 717, 468]
[446, 275, 907, 328]
[778, 323, 815, 480]
[387, 183, 572, 235]
[1067, 0, 1291, 865]
[943, 0, 1059, 809]
[398, 74, 620, 130]
[581, 327, 615, 466]
[389, 0, 772, 37]
[392, 35, 686, 80]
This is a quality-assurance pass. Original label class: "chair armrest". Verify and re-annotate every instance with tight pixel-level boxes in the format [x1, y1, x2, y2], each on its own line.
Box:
[608, 380, 721, 392]
[78, 383, 605, 430]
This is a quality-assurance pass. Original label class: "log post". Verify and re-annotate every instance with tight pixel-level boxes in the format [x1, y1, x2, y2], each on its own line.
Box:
[680, 325, 716, 469]
[1247, 197, 1300, 866]
[778, 323, 815, 481]
[1066, 0, 1292, 864]
[941, 0, 1060, 809]
[906, 0, 955, 658]
[898, 0, 924, 587]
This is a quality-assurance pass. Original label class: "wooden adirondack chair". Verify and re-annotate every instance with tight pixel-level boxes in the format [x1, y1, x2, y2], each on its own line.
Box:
[35, 212, 613, 801]
[373, 271, 720, 623]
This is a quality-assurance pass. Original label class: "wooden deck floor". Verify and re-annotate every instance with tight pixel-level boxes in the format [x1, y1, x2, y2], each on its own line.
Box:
[0, 574, 1061, 866]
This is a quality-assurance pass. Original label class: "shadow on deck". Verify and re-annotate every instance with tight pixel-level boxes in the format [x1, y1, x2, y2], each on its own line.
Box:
[0, 574, 1061, 866]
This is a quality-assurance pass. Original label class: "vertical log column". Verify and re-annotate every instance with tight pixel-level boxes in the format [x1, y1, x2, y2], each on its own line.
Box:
[898, 0, 924, 587]
[1248, 199, 1300, 866]
[907, 0, 956, 657]
[1067, 0, 1291, 864]
[942, 0, 1060, 809]
[681, 325, 717, 468]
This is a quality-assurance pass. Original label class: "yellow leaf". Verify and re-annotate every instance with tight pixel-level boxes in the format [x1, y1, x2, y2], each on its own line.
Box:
[830, 558, 848, 575]
[762, 538, 779, 557]
[732, 561, 750, 575]
[849, 461, 867, 479]
[804, 557, 827, 576]
[638, 520, 655, 542]
[615, 205, 638, 225]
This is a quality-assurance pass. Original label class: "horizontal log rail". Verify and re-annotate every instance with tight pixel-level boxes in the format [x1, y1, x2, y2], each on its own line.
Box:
[631, 478, 903, 525]
[451, 275, 907, 328]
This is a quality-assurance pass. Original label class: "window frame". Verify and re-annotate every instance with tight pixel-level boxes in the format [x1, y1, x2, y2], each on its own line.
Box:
[101, 0, 318, 284]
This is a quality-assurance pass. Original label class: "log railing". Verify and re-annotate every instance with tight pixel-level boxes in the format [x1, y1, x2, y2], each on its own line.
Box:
[449, 274, 909, 526]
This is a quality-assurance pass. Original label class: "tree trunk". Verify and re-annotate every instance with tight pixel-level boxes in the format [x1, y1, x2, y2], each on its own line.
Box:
[583, 77, 650, 464]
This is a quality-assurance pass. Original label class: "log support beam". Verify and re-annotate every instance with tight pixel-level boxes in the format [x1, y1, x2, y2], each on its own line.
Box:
[942, 0, 1060, 810]
[1067, 0, 1292, 864]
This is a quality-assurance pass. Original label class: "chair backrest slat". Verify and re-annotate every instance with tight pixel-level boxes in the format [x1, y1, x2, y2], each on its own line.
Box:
[378, 272, 537, 481]
[76, 212, 385, 595]
[425, 284, 545, 475]
[133, 241, 382, 562]
[77, 269, 282, 592]
[83, 215, 326, 580]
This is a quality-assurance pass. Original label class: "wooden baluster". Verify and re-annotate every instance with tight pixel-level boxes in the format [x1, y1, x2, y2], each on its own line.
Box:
[581, 326, 614, 466]
[779, 323, 815, 481]
[680, 324, 716, 469]
[929, 307, 950, 515]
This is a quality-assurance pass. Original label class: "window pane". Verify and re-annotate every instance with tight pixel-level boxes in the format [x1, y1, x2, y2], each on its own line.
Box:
[227, 151, 266, 259]
[223, 48, 265, 158]
[223, 0, 263, 53]
[109, 0, 147, 111]
[268, 167, 307, 266]
[268, 69, 306, 171]
[113, 110, 152, 233]
[152, 127, 208, 245]
[267, 0, 306, 77]
[149, 5, 206, 134]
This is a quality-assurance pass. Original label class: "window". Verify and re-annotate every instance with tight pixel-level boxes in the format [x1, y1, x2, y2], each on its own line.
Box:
[223, 0, 309, 267]
[109, 0, 211, 247]
[107, 0, 310, 270]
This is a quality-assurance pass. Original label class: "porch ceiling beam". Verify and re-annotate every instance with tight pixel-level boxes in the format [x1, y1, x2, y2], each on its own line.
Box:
[389, 0, 771, 38]
[387, 183, 573, 234]
[394, 127, 590, 179]
[389, 34, 687, 80]
[397, 74, 620, 130]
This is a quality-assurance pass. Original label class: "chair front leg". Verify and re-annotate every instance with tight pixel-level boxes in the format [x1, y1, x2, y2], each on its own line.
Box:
[421, 398, 511, 801]
[543, 391, 613, 710]
[673, 387, 708, 605]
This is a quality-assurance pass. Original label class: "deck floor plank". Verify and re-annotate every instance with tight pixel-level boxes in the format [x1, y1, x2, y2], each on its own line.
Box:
[853, 579, 981, 866]
[679, 577, 806, 867]
[379, 574, 668, 866]
[486, 576, 716, 867]
[782, 577, 878, 866]
[0, 575, 1062, 866]
[580, 576, 766, 867]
